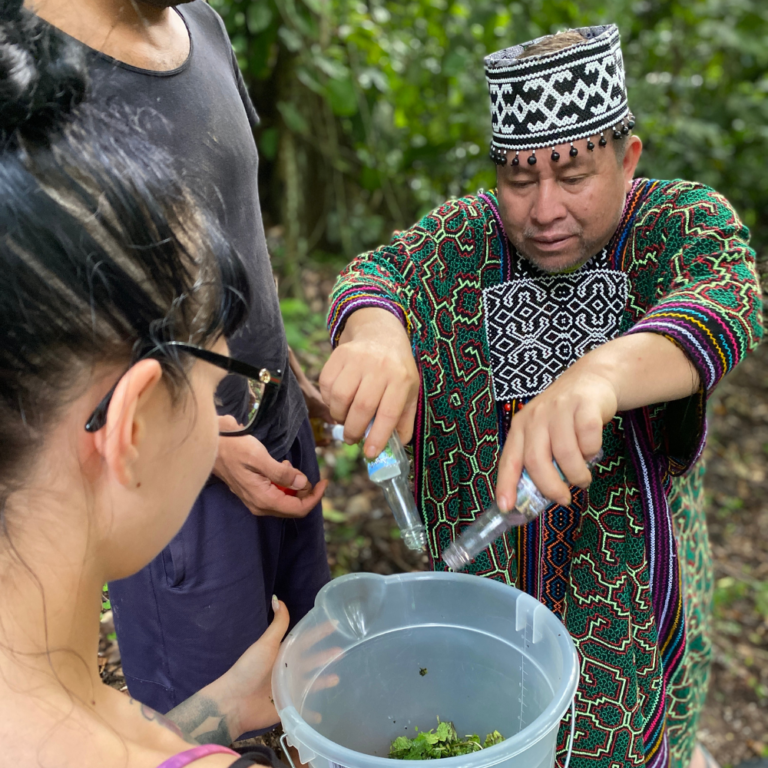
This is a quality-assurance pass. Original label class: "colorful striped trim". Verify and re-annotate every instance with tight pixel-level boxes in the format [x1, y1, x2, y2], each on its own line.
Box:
[327, 287, 410, 347]
[627, 302, 741, 393]
[480, 180, 686, 768]
[155, 744, 239, 768]
[625, 409, 687, 768]
[613, 180, 660, 271]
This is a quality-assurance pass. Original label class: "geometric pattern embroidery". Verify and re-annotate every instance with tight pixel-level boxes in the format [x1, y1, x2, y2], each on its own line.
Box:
[483, 270, 627, 399]
[485, 24, 629, 152]
[515, 489, 587, 619]
[328, 179, 764, 768]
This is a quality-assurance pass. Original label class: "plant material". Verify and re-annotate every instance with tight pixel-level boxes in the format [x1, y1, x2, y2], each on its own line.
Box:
[389, 719, 504, 760]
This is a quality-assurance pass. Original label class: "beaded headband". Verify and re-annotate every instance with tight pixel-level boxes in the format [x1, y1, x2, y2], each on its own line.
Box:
[485, 24, 633, 166]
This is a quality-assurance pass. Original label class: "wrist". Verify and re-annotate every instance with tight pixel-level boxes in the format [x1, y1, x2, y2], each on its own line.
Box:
[203, 674, 241, 743]
[212, 434, 233, 481]
[339, 306, 406, 345]
[573, 348, 623, 405]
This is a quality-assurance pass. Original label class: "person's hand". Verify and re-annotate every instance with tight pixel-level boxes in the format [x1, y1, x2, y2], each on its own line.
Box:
[319, 307, 420, 459]
[163, 598, 291, 745]
[210, 596, 291, 738]
[495, 366, 616, 513]
[214, 417, 327, 518]
[495, 332, 701, 513]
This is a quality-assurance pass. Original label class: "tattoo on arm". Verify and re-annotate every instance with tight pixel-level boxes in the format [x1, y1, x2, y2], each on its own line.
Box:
[131, 695, 233, 746]
[164, 694, 233, 746]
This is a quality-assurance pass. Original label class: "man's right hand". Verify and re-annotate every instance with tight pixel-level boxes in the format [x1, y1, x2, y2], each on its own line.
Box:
[319, 307, 420, 458]
[213, 421, 327, 519]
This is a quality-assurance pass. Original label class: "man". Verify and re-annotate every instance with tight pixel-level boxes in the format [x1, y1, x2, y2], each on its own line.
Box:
[30, 0, 331, 725]
[321, 26, 762, 768]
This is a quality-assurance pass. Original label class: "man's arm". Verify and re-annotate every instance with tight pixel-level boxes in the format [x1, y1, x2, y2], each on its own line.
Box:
[495, 332, 700, 512]
[288, 347, 334, 427]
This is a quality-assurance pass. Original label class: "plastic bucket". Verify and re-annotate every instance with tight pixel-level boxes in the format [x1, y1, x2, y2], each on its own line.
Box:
[273, 572, 579, 768]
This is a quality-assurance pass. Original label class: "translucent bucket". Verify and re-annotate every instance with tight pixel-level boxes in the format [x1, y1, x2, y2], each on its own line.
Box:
[273, 572, 579, 768]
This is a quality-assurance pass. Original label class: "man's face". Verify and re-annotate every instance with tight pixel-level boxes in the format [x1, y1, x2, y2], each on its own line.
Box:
[496, 136, 642, 273]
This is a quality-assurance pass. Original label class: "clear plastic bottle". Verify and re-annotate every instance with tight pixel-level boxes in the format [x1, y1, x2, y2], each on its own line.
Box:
[442, 452, 603, 571]
[363, 428, 427, 552]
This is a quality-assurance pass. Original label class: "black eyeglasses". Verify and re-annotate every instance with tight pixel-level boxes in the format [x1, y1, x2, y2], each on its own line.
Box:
[84, 341, 282, 437]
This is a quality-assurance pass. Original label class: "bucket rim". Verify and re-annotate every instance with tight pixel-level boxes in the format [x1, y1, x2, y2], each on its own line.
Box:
[274, 571, 580, 767]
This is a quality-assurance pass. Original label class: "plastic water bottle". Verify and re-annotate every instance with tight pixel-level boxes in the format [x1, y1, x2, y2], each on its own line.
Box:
[442, 452, 603, 571]
[364, 427, 427, 552]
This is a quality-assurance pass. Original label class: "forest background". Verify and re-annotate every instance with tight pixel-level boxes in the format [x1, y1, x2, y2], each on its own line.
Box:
[209, 0, 768, 763]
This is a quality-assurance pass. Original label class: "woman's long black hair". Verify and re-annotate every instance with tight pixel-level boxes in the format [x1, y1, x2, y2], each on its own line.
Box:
[0, 0, 251, 502]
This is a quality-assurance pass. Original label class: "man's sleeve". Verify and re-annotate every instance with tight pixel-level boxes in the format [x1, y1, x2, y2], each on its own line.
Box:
[625, 183, 763, 472]
[327, 205, 457, 346]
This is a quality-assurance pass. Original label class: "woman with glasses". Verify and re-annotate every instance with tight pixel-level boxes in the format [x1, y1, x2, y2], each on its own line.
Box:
[0, 3, 291, 765]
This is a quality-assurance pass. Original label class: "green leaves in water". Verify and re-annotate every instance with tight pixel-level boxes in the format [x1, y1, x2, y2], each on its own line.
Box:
[389, 719, 504, 760]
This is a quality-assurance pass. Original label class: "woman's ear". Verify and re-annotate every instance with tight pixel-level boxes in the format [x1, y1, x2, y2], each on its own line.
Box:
[92, 359, 163, 487]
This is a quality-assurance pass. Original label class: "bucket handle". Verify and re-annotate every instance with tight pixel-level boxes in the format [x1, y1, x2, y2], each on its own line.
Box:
[280, 733, 297, 768]
[562, 697, 576, 768]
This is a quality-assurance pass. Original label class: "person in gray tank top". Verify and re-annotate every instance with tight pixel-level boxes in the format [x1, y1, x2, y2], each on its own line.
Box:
[31, 0, 332, 732]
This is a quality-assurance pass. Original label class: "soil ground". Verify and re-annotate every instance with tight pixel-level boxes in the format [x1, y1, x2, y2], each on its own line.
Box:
[99, 330, 768, 768]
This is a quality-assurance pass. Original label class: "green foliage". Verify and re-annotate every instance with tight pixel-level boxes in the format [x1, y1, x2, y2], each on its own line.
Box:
[333, 441, 362, 481]
[211, 0, 768, 294]
[279, 298, 328, 351]
[715, 575, 768, 619]
[389, 720, 504, 760]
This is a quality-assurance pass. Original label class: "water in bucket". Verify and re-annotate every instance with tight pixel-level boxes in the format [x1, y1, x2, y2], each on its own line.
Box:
[273, 572, 578, 768]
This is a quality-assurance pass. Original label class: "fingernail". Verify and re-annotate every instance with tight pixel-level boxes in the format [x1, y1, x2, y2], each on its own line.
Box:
[497, 495, 510, 513]
[272, 594, 280, 613]
[291, 475, 307, 490]
[366, 444, 378, 459]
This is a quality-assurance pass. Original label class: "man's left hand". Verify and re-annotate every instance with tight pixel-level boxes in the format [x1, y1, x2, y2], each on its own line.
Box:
[495, 367, 616, 513]
[495, 332, 701, 513]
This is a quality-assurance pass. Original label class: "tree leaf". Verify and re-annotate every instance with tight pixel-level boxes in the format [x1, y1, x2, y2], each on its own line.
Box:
[277, 101, 310, 135]
[326, 77, 357, 116]
[247, 4, 273, 34]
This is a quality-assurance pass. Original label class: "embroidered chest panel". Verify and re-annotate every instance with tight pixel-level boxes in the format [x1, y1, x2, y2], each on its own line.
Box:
[483, 259, 628, 401]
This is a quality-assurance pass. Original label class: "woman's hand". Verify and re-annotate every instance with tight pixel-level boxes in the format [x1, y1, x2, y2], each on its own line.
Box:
[164, 597, 290, 744]
[212, 596, 291, 738]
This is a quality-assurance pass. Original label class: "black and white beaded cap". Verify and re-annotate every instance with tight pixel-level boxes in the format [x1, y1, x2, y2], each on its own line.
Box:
[485, 24, 629, 155]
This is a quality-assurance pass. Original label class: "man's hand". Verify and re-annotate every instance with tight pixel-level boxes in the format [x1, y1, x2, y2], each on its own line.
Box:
[495, 332, 701, 513]
[319, 307, 419, 458]
[165, 597, 290, 743]
[214, 417, 327, 518]
[496, 369, 615, 512]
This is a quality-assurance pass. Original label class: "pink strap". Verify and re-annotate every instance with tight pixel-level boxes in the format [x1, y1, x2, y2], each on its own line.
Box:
[156, 744, 240, 768]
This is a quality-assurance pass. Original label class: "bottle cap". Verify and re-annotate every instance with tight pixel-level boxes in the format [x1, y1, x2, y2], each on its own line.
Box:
[331, 424, 346, 442]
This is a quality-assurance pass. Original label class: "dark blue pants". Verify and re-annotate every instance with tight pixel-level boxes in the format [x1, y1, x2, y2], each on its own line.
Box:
[109, 417, 330, 720]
